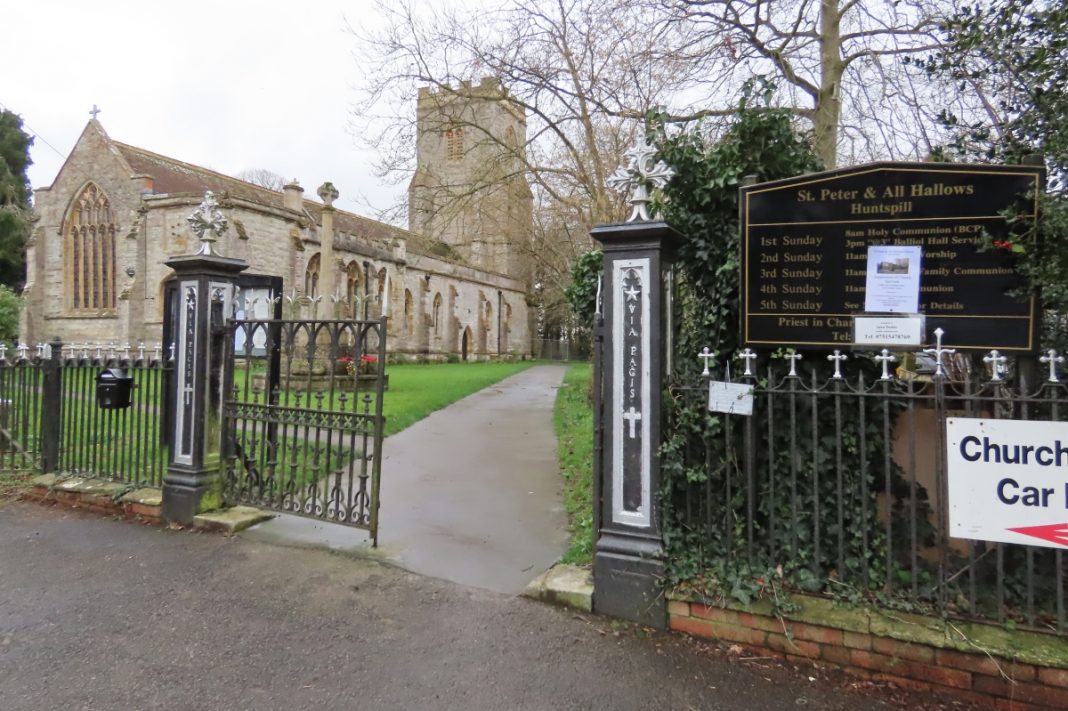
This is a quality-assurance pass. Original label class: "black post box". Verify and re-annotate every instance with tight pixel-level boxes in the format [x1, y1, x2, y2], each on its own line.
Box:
[96, 368, 135, 409]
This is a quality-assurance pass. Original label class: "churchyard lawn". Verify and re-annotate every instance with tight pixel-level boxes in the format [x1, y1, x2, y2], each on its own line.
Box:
[553, 362, 594, 565]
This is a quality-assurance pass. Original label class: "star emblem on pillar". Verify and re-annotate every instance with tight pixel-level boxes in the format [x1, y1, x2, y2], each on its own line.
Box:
[607, 134, 675, 223]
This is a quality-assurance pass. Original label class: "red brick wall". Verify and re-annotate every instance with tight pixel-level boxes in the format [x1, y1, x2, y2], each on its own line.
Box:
[669, 599, 1068, 710]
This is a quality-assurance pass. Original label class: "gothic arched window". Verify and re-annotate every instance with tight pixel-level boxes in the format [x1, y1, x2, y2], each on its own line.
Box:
[305, 253, 321, 298]
[403, 290, 414, 333]
[346, 261, 362, 316]
[66, 183, 117, 312]
[432, 292, 443, 335]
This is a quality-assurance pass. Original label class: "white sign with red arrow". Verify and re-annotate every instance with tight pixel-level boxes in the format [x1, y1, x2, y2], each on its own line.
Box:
[947, 417, 1068, 549]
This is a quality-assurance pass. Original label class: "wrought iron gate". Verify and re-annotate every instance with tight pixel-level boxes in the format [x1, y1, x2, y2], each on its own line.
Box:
[221, 317, 387, 544]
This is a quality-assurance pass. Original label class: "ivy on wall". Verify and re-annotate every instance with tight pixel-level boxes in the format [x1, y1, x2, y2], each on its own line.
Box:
[652, 104, 940, 606]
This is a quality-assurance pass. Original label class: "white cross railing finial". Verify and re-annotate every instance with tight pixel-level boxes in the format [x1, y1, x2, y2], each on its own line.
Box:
[874, 349, 897, 381]
[922, 327, 956, 379]
[1040, 349, 1065, 383]
[983, 350, 1008, 382]
[737, 348, 757, 377]
[784, 350, 803, 378]
[827, 349, 848, 379]
[698, 347, 714, 377]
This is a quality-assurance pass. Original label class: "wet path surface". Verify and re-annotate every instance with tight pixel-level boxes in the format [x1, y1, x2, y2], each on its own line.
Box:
[246, 364, 570, 594]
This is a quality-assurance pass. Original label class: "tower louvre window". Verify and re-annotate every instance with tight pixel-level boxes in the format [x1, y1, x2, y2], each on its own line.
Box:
[65, 183, 117, 312]
[445, 125, 464, 162]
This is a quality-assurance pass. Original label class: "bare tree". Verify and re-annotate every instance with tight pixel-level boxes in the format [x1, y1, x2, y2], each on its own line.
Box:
[236, 168, 288, 191]
[655, 0, 956, 167]
[351, 0, 715, 319]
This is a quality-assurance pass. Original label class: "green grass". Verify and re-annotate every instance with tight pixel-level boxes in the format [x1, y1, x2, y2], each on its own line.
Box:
[382, 360, 537, 436]
[554, 362, 594, 566]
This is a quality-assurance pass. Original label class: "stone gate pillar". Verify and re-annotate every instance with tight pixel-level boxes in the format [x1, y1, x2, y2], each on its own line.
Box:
[161, 192, 248, 525]
[591, 137, 679, 629]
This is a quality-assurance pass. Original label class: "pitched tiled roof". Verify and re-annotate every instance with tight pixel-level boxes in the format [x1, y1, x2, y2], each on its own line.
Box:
[111, 140, 414, 246]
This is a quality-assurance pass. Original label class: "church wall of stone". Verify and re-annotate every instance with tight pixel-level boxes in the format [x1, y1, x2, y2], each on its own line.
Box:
[26, 124, 145, 346]
[23, 97, 534, 361]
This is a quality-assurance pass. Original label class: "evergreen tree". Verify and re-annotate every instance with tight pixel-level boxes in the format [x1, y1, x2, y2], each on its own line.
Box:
[0, 109, 33, 290]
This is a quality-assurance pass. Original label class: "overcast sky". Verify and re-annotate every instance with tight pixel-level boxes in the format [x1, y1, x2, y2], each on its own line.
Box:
[1, 0, 405, 219]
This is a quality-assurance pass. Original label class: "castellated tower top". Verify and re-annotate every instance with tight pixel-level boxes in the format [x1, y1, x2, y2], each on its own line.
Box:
[408, 77, 533, 285]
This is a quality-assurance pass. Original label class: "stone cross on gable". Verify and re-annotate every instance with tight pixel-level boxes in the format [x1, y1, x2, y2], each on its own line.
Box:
[90, 104, 101, 120]
[607, 134, 675, 223]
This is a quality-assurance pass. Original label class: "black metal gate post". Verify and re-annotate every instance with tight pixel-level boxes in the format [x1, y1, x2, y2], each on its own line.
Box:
[162, 193, 249, 525]
[39, 337, 62, 474]
[590, 217, 680, 629]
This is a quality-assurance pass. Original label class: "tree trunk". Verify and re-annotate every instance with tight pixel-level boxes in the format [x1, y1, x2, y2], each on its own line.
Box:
[816, 0, 844, 168]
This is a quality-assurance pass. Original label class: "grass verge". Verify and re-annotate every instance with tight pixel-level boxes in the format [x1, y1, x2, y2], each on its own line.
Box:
[383, 360, 538, 436]
[554, 362, 594, 566]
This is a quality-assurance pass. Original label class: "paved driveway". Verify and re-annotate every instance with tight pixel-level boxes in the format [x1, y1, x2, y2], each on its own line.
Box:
[0, 502, 954, 711]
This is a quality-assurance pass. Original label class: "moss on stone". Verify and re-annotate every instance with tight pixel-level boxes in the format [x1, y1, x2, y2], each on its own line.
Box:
[675, 589, 1068, 669]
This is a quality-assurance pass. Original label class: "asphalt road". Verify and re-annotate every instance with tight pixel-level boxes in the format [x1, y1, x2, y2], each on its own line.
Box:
[0, 501, 975, 711]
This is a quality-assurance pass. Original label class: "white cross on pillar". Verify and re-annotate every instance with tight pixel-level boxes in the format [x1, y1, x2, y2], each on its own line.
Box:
[622, 406, 642, 439]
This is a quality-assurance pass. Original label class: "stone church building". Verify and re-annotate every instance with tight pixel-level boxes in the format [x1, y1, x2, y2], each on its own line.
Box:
[22, 78, 533, 361]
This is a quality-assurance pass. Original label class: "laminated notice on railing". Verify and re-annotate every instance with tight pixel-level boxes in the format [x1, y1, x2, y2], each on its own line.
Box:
[708, 381, 754, 416]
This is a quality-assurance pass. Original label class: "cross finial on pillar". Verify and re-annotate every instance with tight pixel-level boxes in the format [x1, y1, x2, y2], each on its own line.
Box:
[606, 135, 675, 223]
[187, 191, 229, 256]
[873, 349, 897, 381]
[89, 104, 101, 120]
[1040, 349, 1064, 383]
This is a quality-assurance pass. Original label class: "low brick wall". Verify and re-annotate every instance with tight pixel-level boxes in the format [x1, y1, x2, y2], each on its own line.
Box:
[24, 474, 162, 525]
[670, 596, 1068, 710]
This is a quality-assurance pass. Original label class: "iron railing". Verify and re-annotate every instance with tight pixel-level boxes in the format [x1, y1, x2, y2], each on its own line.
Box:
[0, 345, 45, 471]
[666, 347, 1068, 637]
[56, 343, 172, 487]
[0, 341, 172, 487]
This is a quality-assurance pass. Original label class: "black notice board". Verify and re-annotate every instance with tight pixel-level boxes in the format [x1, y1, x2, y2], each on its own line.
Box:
[740, 162, 1044, 351]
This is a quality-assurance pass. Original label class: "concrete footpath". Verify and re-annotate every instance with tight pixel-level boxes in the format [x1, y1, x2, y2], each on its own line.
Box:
[247, 364, 571, 594]
[0, 502, 957, 711]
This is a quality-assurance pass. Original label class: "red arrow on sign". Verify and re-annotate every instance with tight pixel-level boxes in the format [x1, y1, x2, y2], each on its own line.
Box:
[1007, 523, 1068, 547]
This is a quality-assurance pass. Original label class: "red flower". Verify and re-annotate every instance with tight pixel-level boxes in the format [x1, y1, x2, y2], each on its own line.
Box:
[337, 356, 354, 363]
[360, 355, 377, 363]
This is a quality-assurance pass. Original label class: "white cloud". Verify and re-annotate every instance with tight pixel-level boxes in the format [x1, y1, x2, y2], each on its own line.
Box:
[1, 0, 404, 220]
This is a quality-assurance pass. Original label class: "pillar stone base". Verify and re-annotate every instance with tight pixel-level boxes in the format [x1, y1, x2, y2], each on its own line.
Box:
[162, 468, 222, 525]
[593, 531, 666, 629]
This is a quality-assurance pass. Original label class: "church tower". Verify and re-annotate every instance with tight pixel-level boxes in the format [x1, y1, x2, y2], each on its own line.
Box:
[408, 78, 533, 285]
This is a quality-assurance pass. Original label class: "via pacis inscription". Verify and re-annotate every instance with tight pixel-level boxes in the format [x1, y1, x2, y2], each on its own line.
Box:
[741, 162, 1044, 351]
